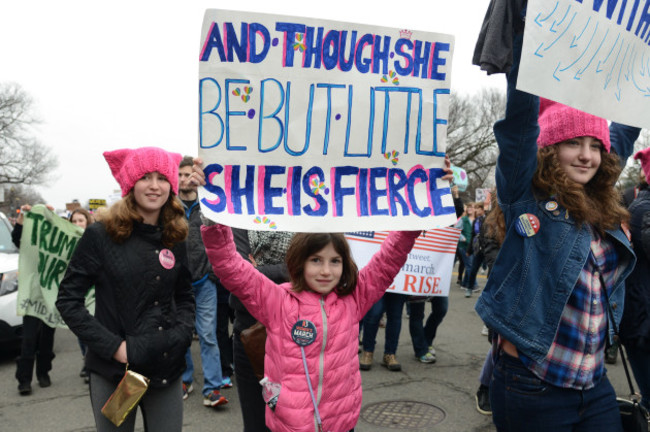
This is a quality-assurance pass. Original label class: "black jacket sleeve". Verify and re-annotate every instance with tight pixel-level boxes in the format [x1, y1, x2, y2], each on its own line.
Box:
[11, 223, 22, 248]
[57, 226, 123, 361]
[453, 196, 464, 218]
[642, 211, 650, 258]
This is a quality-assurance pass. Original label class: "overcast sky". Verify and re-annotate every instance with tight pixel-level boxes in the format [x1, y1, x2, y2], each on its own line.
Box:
[0, 0, 503, 209]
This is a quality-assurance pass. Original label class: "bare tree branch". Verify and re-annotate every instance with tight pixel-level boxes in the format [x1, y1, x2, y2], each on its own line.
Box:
[0, 82, 58, 186]
[446, 89, 505, 200]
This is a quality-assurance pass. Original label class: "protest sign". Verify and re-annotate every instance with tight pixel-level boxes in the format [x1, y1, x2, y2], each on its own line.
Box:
[65, 202, 81, 213]
[345, 228, 461, 297]
[475, 188, 492, 206]
[89, 199, 107, 210]
[519, 0, 650, 129]
[450, 164, 468, 192]
[198, 9, 457, 232]
[17, 205, 94, 328]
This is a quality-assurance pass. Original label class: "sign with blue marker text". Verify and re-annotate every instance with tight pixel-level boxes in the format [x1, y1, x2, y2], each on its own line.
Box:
[519, 0, 650, 129]
[198, 9, 457, 232]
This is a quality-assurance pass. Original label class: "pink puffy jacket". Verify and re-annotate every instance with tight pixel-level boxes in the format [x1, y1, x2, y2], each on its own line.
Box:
[201, 225, 418, 432]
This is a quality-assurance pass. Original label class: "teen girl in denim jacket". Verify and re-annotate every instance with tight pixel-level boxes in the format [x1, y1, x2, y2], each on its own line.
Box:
[475, 31, 643, 431]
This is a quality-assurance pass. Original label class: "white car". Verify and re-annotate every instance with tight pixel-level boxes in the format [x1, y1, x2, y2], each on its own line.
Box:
[0, 211, 20, 349]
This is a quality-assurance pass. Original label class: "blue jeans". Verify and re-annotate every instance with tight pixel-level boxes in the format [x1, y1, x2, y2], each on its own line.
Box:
[408, 297, 448, 357]
[463, 250, 484, 289]
[479, 348, 494, 387]
[491, 352, 622, 432]
[182, 278, 223, 395]
[624, 344, 650, 411]
[362, 292, 406, 355]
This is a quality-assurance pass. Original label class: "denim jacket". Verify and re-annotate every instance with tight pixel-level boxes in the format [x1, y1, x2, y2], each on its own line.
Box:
[474, 33, 640, 363]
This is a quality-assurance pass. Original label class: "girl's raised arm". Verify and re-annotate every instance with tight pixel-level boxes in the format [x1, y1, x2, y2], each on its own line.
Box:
[201, 223, 281, 326]
[493, 32, 540, 210]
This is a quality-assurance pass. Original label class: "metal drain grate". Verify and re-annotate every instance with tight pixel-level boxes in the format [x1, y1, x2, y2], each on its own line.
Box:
[360, 400, 446, 429]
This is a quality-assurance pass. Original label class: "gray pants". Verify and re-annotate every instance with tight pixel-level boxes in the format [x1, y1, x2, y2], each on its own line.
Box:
[89, 373, 183, 432]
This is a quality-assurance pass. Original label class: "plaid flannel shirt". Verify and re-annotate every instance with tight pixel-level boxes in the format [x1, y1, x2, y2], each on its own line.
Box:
[520, 226, 620, 390]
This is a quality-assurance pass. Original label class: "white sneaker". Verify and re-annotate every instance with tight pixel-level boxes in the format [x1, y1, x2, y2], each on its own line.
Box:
[182, 382, 193, 400]
[417, 352, 436, 363]
[481, 325, 489, 336]
[428, 345, 436, 357]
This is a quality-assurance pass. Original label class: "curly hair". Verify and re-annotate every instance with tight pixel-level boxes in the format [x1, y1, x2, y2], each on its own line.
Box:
[484, 200, 506, 247]
[104, 191, 188, 248]
[532, 145, 628, 232]
[285, 233, 358, 296]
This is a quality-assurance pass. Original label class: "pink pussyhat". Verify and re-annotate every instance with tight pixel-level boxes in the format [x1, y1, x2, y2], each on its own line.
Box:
[537, 98, 611, 152]
[634, 147, 650, 184]
[103, 147, 183, 197]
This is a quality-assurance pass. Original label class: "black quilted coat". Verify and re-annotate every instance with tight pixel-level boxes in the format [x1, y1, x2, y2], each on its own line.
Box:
[620, 186, 650, 350]
[56, 222, 195, 388]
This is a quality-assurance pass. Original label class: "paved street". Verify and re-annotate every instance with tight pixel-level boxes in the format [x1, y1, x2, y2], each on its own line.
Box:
[0, 269, 633, 431]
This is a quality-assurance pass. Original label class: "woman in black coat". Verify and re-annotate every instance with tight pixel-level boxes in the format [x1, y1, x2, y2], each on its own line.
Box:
[619, 148, 650, 413]
[57, 147, 196, 432]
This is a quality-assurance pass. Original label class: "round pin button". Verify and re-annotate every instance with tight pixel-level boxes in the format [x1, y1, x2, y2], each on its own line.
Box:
[514, 213, 540, 237]
[159, 249, 175, 269]
[291, 320, 317, 347]
[545, 201, 558, 212]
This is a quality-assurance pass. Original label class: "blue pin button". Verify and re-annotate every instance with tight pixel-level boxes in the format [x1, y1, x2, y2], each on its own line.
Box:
[515, 213, 540, 238]
[292, 320, 317, 347]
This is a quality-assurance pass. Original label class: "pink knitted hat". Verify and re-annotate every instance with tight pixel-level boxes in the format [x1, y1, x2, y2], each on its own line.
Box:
[103, 147, 183, 197]
[537, 98, 610, 152]
[634, 147, 650, 184]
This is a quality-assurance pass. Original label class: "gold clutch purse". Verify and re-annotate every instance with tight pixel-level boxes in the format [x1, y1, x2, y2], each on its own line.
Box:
[101, 365, 150, 427]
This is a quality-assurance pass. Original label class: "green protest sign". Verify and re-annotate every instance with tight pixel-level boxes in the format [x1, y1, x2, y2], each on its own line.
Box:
[17, 205, 95, 328]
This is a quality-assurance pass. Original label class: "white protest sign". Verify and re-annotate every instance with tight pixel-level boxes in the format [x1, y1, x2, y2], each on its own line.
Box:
[345, 228, 461, 297]
[519, 0, 650, 129]
[475, 188, 492, 204]
[198, 9, 457, 232]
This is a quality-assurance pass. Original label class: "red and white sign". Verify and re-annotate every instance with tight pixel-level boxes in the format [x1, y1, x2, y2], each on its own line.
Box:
[346, 228, 461, 297]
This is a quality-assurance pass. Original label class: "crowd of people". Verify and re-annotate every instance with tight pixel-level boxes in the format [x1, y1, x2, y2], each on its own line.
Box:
[6, 6, 650, 432]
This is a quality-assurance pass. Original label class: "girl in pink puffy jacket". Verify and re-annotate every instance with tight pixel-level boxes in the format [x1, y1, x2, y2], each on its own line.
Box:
[201, 224, 419, 432]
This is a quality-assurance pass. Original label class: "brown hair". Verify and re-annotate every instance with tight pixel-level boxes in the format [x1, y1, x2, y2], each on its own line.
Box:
[92, 207, 109, 223]
[179, 155, 194, 169]
[69, 208, 94, 226]
[532, 145, 628, 232]
[285, 233, 358, 296]
[104, 191, 188, 248]
[483, 200, 506, 246]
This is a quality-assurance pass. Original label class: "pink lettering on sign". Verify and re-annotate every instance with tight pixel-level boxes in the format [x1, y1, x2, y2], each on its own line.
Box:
[159, 249, 176, 269]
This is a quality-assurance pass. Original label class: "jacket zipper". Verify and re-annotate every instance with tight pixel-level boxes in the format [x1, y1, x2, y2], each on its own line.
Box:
[315, 296, 328, 431]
